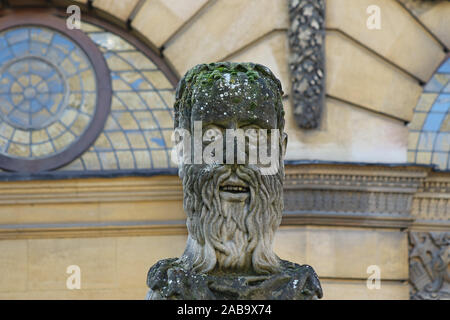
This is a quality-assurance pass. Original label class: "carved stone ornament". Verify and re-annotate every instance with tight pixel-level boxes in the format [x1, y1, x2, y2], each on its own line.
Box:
[409, 232, 450, 300]
[146, 62, 322, 300]
[287, 0, 325, 129]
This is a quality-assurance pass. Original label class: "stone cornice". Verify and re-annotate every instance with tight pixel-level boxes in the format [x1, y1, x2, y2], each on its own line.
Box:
[0, 175, 183, 204]
[285, 164, 427, 192]
[0, 164, 447, 239]
[411, 172, 450, 228]
[284, 164, 448, 229]
[0, 220, 188, 240]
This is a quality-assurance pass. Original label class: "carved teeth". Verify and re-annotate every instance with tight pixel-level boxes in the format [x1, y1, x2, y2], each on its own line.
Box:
[220, 186, 249, 192]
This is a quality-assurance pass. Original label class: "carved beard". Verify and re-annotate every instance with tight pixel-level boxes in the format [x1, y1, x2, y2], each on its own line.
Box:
[178, 164, 284, 274]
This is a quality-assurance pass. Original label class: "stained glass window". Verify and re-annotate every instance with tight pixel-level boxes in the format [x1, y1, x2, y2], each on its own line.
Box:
[408, 57, 450, 171]
[0, 26, 97, 160]
[59, 22, 176, 172]
[0, 14, 177, 175]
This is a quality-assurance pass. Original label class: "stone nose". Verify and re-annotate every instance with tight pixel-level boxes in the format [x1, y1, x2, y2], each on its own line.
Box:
[222, 171, 248, 187]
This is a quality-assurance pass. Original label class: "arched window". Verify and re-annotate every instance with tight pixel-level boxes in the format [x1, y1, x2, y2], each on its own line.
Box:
[0, 9, 178, 175]
[408, 56, 450, 171]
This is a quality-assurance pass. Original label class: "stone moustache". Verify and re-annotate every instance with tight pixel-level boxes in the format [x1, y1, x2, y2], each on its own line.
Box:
[146, 62, 322, 300]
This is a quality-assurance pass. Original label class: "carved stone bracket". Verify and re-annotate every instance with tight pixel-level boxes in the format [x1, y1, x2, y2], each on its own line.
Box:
[287, 0, 325, 129]
[409, 232, 450, 300]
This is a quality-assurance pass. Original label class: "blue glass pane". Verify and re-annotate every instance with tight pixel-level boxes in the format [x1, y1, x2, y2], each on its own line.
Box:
[438, 59, 450, 73]
[0, 37, 9, 51]
[131, 78, 144, 90]
[434, 133, 449, 152]
[423, 113, 445, 131]
[46, 47, 68, 64]
[424, 75, 449, 93]
[431, 94, 450, 113]
[30, 100, 42, 113]
[29, 41, 48, 56]
[0, 74, 15, 93]
[444, 82, 450, 93]
[10, 41, 29, 57]
[30, 62, 53, 78]
[417, 132, 436, 151]
[30, 28, 53, 44]
[52, 34, 75, 54]
[5, 29, 29, 44]
[151, 137, 166, 147]
[111, 72, 120, 80]
[0, 26, 96, 161]
[0, 50, 13, 66]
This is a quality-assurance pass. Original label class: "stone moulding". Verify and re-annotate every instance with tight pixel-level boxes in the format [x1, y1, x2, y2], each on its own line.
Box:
[411, 173, 450, 225]
[283, 164, 428, 228]
[283, 165, 449, 227]
[287, 0, 325, 129]
[0, 164, 447, 239]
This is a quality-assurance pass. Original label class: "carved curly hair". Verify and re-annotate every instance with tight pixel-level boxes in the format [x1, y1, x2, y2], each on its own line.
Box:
[174, 62, 285, 131]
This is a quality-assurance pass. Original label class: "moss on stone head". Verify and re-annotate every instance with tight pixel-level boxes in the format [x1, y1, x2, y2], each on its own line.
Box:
[174, 62, 285, 130]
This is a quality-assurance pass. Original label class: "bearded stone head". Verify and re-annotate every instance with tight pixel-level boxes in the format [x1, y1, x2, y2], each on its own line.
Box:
[172, 62, 288, 275]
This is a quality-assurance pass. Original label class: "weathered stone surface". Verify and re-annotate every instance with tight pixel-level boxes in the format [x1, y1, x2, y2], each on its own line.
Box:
[326, 31, 421, 122]
[274, 226, 409, 280]
[146, 62, 322, 299]
[117, 235, 186, 288]
[164, 0, 288, 76]
[0, 240, 27, 292]
[146, 258, 322, 300]
[228, 31, 291, 95]
[94, 0, 140, 22]
[0, 288, 147, 300]
[132, 0, 208, 48]
[284, 97, 408, 163]
[28, 238, 116, 290]
[321, 279, 410, 300]
[326, 0, 445, 82]
[414, 2, 450, 49]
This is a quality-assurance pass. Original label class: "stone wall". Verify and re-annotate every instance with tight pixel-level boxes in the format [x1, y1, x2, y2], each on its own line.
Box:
[0, 0, 447, 300]
[0, 164, 447, 299]
[72, 0, 449, 164]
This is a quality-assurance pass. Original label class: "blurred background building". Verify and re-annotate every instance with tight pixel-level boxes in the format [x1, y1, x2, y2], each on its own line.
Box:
[0, 0, 448, 299]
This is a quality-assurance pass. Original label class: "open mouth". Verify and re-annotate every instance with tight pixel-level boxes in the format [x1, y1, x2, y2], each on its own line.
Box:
[219, 185, 250, 193]
[219, 175, 250, 201]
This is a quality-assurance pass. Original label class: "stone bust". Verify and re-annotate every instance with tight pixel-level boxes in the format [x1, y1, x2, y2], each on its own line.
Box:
[146, 62, 322, 300]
